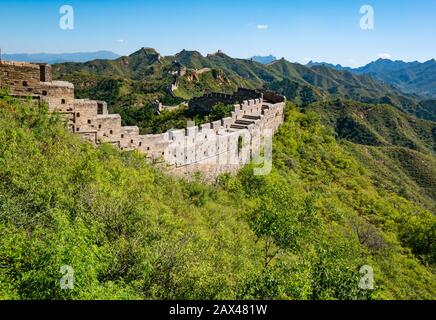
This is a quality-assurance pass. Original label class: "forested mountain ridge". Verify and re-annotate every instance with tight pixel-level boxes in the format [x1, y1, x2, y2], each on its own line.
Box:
[0, 92, 434, 299]
[306, 99, 436, 212]
[52, 48, 436, 122]
[250, 55, 277, 64]
[353, 59, 436, 98]
[307, 58, 436, 99]
[307, 99, 436, 153]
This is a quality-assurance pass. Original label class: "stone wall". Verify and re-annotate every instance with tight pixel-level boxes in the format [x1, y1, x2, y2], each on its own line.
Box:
[0, 61, 51, 96]
[0, 60, 285, 179]
[188, 88, 265, 116]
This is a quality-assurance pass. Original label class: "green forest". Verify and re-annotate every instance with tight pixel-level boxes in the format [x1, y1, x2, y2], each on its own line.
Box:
[1, 91, 434, 300]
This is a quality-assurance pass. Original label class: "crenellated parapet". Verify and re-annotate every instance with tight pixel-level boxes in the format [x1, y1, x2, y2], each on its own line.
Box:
[0, 60, 285, 179]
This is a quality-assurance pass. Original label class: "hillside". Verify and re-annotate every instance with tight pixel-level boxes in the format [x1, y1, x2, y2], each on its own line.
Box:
[306, 99, 436, 211]
[307, 58, 436, 100]
[353, 59, 436, 99]
[0, 92, 435, 299]
[306, 61, 352, 71]
[250, 55, 277, 64]
[52, 48, 436, 125]
[266, 60, 423, 111]
[308, 100, 436, 153]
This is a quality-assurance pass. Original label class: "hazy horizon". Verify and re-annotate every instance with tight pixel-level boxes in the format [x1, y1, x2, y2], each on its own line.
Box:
[2, 47, 435, 69]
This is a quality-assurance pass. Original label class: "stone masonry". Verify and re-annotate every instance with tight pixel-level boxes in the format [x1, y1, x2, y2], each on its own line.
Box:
[0, 60, 286, 179]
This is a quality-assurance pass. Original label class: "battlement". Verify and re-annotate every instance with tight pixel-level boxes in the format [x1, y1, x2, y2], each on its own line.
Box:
[0, 60, 286, 180]
[0, 61, 38, 67]
[188, 88, 266, 116]
[43, 80, 75, 88]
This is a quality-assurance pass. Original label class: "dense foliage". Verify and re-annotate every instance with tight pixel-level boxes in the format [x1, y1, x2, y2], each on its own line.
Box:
[306, 99, 436, 212]
[0, 93, 434, 300]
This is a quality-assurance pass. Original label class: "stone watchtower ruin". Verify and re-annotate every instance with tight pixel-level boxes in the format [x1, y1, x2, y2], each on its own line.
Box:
[0, 60, 286, 179]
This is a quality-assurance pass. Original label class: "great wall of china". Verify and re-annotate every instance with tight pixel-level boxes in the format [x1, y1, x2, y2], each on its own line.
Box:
[0, 60, 285, 179]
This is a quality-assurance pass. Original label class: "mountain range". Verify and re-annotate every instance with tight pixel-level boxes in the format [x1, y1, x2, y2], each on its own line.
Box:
[5, 50, 434, 100]
[250, 55, 277, 64]
[7, 49, 434, 100]
[1, 51, 120, 64]
[52, 48, 436, 122]
[307, 58, 436, 99]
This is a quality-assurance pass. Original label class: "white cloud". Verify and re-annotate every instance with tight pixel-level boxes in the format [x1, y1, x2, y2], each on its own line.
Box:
[345, 58, 358, 67]
[257, 25, 269, 30]
[377, 53, 391, 59]
[116, 39, 125, 43]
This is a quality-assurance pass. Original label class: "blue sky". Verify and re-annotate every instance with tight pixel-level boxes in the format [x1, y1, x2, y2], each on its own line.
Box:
[0, 0, 435, 66]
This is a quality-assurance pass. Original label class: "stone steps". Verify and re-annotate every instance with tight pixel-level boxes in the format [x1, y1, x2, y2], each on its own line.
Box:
[230, 124, 248, 130]
[235, 119, 255, 126]
[243, 115, 261, 120]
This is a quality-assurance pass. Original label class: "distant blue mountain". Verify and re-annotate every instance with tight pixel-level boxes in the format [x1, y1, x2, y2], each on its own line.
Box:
[1, 51, 120, 64]
[306, 58, 436, 98]
[306, 60, 352, 71]
[352, 58, 436, 98]
[250, 55, 277, 64]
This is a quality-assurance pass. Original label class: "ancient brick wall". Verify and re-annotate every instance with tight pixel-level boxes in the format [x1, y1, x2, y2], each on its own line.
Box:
[1, 61, 285, 179]
[1, 61, 42, 95]
[188, 88, 267, 117]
